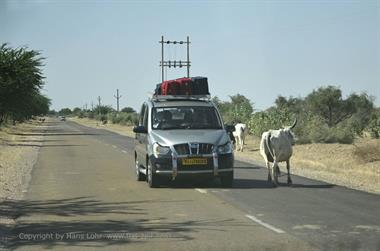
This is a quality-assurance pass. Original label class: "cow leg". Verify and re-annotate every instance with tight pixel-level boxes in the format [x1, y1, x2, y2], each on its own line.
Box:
[233, 137, 237, 151]
[275, 165, 281, 176]
[266, 162, 272, 182]
[241, 137, 244, 152]
[286, 160, 292, 185]
[272, 161, 279, 186]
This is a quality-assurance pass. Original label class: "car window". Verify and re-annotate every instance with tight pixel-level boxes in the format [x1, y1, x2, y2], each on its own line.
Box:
[152, 106, 222, 130]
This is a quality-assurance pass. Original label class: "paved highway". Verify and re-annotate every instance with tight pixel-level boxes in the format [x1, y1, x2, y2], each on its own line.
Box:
[3, 120, 380, 251]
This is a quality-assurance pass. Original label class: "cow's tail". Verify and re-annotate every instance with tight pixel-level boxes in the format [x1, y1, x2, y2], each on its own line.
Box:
[265, 132, 275, 160]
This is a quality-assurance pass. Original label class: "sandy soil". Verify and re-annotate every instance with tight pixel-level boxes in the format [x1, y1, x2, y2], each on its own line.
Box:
[72, 117, 380, 194]
[0, 120, 45, 200]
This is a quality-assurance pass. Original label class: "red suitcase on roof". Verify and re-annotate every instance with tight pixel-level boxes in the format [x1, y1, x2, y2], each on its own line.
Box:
[175, 77, 192, 95]
[161, 80, 180, 95]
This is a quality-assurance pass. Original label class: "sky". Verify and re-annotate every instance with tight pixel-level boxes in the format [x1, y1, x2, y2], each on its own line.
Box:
[1, 0, 379, 112]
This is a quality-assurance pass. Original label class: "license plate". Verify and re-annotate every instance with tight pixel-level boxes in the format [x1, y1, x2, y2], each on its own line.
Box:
[182, 158, 207, 165]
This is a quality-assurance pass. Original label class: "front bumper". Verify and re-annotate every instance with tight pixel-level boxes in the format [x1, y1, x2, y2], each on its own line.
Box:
[150, 153, 234, 178]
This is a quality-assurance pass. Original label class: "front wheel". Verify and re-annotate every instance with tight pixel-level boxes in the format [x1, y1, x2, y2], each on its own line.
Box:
[135, 159, 145, 181]
[147, 160, 160, 188]
[220, 172, 234, 187]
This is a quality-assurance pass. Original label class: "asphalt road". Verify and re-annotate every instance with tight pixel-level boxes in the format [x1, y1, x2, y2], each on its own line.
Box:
[3, 119, 380, 251]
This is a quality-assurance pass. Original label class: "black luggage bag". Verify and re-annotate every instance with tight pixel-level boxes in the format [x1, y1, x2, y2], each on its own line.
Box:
[155, 83, 162, 95]
[191, 77, 209, 95]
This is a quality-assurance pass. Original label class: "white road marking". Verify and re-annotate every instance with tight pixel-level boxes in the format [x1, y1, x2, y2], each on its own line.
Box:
[64, 171, 80, 175]
[293, 224, 322, 230]
[245, 214, 285, 234]
[355, 225, 380, 232]
[112, 145, 117, 148]
[195, 188, 208, 194]
[122, 150, 127, 153]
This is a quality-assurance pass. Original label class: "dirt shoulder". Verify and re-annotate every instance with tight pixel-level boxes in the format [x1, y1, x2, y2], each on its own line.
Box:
[71, 117, 380, 194]
[236, 136, 380, 195]
[0, 120, 45, 200]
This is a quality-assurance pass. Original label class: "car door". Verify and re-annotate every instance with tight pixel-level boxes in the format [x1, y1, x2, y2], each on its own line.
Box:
[135, 104, 147, 167]
[140, 104, 149, 166]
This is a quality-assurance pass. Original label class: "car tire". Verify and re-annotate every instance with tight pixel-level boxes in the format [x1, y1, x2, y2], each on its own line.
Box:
[220, 172, 233, 188]
[135, 159, 145, 181]
[147, 159, 160, 188]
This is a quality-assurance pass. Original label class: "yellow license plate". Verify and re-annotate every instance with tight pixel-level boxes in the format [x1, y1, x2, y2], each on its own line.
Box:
[182, 158, 208, 165]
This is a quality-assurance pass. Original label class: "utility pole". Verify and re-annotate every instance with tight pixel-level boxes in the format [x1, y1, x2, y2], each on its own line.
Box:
[186, 36, 190, 78]
[159, 36, 191, 83]
[97, 96, 101, 115]
[113, 89, 122, 113]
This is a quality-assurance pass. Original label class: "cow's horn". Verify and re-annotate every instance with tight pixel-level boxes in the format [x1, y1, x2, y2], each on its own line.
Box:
[290, 118, 297, 129]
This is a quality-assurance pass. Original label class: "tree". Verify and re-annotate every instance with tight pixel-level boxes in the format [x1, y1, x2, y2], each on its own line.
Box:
[72, 107, 82, 115]
[0, 43, 49, 124]
[212, 94, 254, 124]
[93, 105, 114, 115]
[305, 86, 357, 127]
[121, 107, 136, 113]
[345, 93, 374, 135]
[275, 95, 304, 114]
[59, 108, 72, 116]
[228, 94, 254, 123]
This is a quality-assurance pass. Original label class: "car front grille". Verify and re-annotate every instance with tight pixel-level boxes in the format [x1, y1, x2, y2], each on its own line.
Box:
[174, 143, 213, 155]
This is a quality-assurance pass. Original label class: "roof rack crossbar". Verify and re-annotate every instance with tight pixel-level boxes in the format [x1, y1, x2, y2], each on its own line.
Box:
[151, 95, 211, 102]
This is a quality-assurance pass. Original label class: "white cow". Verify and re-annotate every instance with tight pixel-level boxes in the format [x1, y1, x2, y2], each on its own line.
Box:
[260, 119, 297, 186]
[233, 123, 248, 152]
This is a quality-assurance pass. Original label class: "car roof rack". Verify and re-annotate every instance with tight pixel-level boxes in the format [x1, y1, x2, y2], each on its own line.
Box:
[150, 94, 211, 102]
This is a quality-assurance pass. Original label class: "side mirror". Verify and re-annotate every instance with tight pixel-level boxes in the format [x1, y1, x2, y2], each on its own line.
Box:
[225, 124, 235, 133]
[133, 126, 147, 134]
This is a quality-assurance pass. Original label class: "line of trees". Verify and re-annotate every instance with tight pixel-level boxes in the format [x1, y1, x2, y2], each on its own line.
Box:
[0, 43, 50, 125]
[213, 86, 380, 143]
[55, 105, 138, 126]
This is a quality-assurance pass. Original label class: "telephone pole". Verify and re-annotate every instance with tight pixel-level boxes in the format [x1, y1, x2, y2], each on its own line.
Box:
[113, 89, 122, 112]
[97, 96, 101, 115]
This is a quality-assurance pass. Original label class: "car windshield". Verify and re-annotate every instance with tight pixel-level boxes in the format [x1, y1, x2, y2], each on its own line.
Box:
[152, 106, 222, 130]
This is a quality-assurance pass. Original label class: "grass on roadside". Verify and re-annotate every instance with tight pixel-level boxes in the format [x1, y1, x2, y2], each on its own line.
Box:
[353, 140, 380, 163]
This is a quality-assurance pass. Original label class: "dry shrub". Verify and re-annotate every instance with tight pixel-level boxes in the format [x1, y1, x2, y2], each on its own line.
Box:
[353, 140, 380, 163]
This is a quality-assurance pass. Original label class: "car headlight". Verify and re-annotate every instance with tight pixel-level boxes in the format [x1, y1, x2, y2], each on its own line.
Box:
[153, 142, 170, 157]
[217, 142, 233, 154]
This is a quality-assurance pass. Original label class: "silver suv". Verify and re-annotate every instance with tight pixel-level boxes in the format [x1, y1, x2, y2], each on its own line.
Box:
[133, 96, 234, 188]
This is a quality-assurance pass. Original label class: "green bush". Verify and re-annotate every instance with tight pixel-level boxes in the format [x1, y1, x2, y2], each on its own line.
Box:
[106, 112, 138, 126]
[95, 114, 107, 123]
[366, 108, 380, 138]
[87, 112, 94, 119]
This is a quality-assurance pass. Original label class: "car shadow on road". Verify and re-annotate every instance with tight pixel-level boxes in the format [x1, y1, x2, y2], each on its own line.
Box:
[0, 197, 248, 249]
